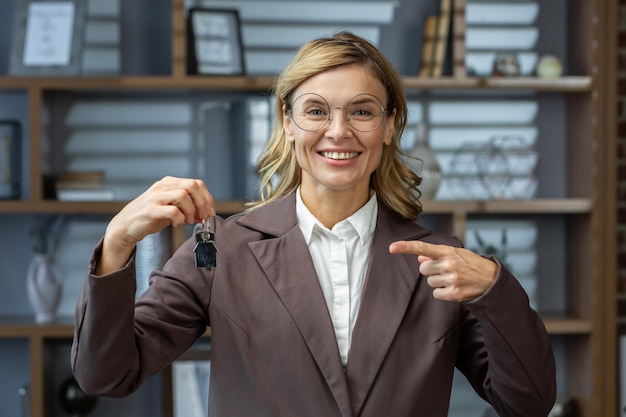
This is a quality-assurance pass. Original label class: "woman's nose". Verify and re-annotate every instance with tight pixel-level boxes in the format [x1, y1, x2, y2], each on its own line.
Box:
[325, 107, 351, 138]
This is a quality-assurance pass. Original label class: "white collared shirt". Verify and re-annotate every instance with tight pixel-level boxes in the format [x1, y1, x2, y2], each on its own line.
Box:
[296, 189, 378, 365]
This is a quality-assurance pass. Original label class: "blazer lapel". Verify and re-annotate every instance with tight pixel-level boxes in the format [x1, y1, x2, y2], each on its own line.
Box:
[241, 194, 354, 417]
[345, 205, 431, 415]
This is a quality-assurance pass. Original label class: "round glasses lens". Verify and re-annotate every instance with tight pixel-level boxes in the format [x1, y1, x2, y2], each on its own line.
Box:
[345, 94, 386, 132]
[290, 93, 330, 132]
[290, 93, 386, 132]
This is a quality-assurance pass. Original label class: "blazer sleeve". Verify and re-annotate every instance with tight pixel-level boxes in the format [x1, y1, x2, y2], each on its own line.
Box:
[457, 257, 557, 417]
[71, 237, 211, 397]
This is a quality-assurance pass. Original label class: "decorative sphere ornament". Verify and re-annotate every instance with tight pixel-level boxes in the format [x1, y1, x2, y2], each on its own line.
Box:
[536, 54, 563, 78]
[58, 377, 98, 417]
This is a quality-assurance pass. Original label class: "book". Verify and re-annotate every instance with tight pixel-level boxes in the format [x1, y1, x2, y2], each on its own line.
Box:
[56, 188, 115, 201]
[418, 15, 439, 77]
[56, 171, 105, 190]
[452, 0, 467, 77]
[55, 170, 113, 201]
[431, 0, 452, 77]
[58, 171, 104, 182]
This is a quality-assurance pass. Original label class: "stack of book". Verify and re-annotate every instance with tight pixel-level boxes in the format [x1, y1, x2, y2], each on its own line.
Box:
[419, 0, 466, 78]
[419, 0, 452, 77]
[55, 171, 115, 201]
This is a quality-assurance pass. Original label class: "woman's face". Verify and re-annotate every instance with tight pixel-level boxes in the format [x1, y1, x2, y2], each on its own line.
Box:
[283, 64, 395, 198]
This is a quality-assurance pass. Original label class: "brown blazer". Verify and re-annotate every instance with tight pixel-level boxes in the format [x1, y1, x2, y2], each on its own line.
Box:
[72, 192, 556, 417]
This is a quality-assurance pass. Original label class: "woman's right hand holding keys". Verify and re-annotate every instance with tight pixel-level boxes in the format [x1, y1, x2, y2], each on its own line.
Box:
[96, 176, 215, 275]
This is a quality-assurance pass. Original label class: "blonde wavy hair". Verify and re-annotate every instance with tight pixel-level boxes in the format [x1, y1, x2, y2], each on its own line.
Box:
[246, 31, 423, 222]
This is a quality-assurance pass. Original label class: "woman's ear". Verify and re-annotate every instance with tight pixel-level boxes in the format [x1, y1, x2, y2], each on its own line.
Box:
[383, 109, 396, 145]
[283, 106, 295, 143]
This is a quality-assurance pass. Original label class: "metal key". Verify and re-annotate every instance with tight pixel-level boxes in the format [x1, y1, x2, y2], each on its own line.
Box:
[194, 219, 218, 268]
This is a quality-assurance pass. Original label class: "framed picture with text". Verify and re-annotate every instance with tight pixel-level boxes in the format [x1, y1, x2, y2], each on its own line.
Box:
[186, 8, 245, 76]
[9, 0, 86, 76]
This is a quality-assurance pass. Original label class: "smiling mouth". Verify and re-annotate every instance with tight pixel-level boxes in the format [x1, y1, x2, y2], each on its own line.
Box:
[320, 151, 361, 160]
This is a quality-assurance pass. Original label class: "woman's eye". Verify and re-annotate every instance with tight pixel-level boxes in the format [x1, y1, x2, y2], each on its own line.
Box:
[306, 107, 326, 117]
[351, 107, 375, 118]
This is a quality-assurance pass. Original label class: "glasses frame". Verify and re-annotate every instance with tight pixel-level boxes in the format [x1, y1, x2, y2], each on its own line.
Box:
[287, 93, 388, 133]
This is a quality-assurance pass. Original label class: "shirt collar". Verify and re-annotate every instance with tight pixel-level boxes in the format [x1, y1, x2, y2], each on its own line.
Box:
[296, 187, 378, 247]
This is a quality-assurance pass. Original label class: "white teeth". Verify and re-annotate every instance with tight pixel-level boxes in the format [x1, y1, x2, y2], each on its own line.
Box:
[322, 151, 359, 160]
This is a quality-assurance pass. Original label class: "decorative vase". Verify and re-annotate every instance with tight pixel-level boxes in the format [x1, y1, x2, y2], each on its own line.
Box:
[407, 124, 442, 200]
[26, 254, 62, 323]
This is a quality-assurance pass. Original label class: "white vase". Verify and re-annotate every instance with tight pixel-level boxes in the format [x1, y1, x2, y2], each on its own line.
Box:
[26, 254, 62, 323]
[406, 124, 442, 200]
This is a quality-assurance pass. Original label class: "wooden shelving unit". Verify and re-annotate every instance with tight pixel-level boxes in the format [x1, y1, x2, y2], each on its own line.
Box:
[0, 0, 616, 416]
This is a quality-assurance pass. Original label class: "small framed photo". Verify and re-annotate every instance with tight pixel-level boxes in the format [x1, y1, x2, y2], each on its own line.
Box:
[9, 0, 86, 76]
[0, 120, 21, 199]
[186, 8, 246, 76]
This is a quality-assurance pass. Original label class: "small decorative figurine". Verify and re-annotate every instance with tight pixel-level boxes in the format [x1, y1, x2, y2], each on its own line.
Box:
[492, 53, 521, 77]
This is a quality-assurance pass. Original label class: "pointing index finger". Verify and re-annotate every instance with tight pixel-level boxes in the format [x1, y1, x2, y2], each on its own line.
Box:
[389, 240, 449, 259]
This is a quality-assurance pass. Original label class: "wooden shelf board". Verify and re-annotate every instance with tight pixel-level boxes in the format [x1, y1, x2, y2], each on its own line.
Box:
[482, 76, 593, 91]
[542, 317, 593, 335]
[0, 76, 277, 91]
[0, 75, 593, 93]
[0, 317, 210, 339]
[402, 76, 591, 91]
[474, 198, 593, 213]
[0, 294, 584, 339]
[0, 199, 589, 215]
[421, 198, 592, 214]
[0, 316, 74, 338]
[0, 316, 584, 337]
[0, 200, 246, 215]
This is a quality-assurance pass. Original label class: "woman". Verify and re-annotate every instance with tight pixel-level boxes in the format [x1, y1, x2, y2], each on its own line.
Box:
[72, 32, 556, 417]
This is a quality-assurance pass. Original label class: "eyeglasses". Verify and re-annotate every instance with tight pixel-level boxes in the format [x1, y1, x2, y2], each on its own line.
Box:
[287, 93, 387, 132]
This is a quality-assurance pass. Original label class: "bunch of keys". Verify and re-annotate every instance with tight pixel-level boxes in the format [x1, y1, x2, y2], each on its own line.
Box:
[194, 219, 218, 269]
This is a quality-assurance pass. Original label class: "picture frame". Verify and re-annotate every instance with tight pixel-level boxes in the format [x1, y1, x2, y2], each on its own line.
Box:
[186, 8, 246, 76]
[0, 120, 21, 199]
[9, 0, 86, 76]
